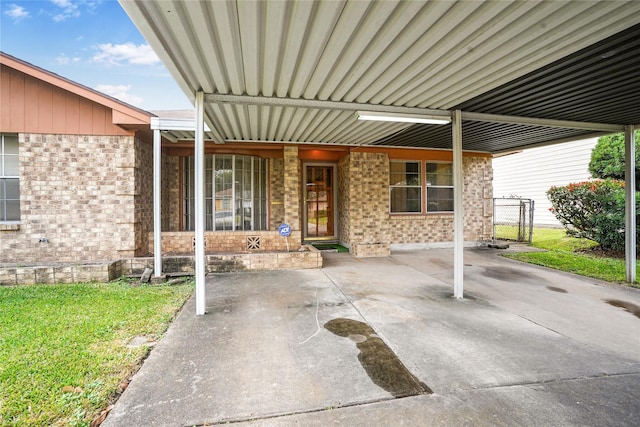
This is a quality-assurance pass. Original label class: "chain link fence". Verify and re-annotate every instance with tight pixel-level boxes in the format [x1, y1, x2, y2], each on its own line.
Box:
[493, 198, 535, 243]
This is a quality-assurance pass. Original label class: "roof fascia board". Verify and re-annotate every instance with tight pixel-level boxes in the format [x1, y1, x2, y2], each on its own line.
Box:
[112, 110, 151, 125]
[204, 93, 452, 119]
[152, 115, 225, 143]
[461, 111, 624, 132]
[1, 51, 152, 125]
[151, 117, 211, 131]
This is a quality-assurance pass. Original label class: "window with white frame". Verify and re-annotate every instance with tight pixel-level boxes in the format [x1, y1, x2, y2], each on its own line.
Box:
[389, 161, 421, 213]
[0, 134, 20, 222]
[389, 160, 454, 214]
[184, 155, 268, 231]
[426, 162, 454, 212]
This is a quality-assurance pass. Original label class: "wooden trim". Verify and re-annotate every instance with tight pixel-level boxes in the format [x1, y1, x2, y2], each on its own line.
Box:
[354, 146, 491, 160]
[163, 141, 491, 160]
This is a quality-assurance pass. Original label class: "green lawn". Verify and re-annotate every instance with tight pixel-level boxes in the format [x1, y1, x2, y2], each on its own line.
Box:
[503, 228, 638, 286]
[0, 280, 193, 426]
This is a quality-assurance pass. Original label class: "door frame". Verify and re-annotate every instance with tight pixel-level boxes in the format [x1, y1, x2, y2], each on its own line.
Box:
[302, 162, 338, 242]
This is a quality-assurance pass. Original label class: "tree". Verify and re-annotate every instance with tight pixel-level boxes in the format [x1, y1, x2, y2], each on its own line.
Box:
[588, 131, 640, 186]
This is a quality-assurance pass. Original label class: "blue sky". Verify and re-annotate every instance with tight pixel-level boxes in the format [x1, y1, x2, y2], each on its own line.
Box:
[1, 0, 193, 111]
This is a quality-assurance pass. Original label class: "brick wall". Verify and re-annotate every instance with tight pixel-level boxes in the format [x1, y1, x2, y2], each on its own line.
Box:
[388, 156, 493, 244]
[1, 138, 493, 264]
[149, 230, 301, 254]
[269, 158, 285, 230]
[463, 156, 493, 240]
[283, 146, 301, 231]
[163, 154, 177, 231]
[341, 151, 391, 256]
[337, 152, 492, 256]
[337, 155, 350, 247]
[163, 155, 182, 231]
[133, 138, 154, 256]
[0, 133, 139, 263]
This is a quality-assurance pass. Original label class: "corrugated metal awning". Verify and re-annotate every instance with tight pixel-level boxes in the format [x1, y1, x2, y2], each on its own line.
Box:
[121, 0, 640, 151]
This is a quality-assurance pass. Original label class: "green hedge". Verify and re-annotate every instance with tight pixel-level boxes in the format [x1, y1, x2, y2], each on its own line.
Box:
[547, 179, 639, 253]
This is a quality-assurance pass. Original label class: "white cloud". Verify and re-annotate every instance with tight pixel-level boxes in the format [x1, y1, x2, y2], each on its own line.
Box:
[95, 84, 144, 106]
[55, 54, 81, 65]
[51, 0, 80, 22]
[55, 54, 70, 65]
[4, 4, 30, 22]
[91, 43, 160, 66]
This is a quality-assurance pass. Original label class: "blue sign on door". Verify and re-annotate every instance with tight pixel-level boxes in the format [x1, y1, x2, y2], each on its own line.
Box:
[278, 223, 291, 237]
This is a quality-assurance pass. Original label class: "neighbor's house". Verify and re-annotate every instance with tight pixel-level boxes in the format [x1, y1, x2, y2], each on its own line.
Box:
[492, 138, 597, 227]
[0, 51, 493, 268]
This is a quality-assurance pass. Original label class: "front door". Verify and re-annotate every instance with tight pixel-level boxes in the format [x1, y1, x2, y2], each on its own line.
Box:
[304, 164, 337, 241]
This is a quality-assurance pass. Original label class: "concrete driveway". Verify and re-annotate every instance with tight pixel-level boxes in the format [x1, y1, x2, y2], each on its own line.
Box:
[103, 247, 640, 426]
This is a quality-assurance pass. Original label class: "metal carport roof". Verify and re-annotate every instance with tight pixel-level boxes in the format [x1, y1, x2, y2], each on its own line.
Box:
[118, 0, 640, 314]
[120, 0, 640, 150]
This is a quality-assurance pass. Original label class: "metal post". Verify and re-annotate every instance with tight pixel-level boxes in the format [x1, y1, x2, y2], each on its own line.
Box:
[195, 91, 207, 315]
[153, 129, 162, 277]
[518, 201, 525, 241]
[625, 126, 636, 283]
[452, 110, 464, 299]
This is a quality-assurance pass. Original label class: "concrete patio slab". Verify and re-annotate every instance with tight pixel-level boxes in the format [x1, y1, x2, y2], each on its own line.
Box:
[103, 248, 640, 427]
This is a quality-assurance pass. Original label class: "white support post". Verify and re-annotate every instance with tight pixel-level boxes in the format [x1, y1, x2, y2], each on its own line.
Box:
[195, 91, 207, 315]
[153, 129, 162, 278]
[452, 110, 464, 299]
[625, 125, 636, 283]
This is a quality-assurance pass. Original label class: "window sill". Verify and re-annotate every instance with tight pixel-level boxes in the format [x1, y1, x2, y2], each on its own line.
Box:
[389, 212, 453, 220]
[0, 223, 20, 231]
[389, 212, 454, 218]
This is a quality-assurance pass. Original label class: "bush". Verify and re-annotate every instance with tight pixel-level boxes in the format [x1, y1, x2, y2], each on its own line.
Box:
[547, 179, 639, 253]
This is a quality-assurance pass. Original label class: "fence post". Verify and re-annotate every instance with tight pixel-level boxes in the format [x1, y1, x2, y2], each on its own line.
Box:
[528, 200, 535, 243]
[492, 198, 497, 241]
[518, 201, 525, 241]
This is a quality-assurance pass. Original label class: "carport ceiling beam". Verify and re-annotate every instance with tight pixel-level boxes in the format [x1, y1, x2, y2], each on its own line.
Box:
[204, 94, 452, 119]
[462, 112, 624, 132]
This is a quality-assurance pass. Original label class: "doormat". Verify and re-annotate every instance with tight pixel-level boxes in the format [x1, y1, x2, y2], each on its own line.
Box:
[311, 243, 349, 253]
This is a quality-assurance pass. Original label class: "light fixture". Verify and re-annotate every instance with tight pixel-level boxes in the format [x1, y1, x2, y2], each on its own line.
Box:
[356, 111, 451, 125]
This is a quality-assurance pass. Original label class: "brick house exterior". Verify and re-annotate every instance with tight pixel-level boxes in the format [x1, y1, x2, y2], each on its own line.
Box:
[0, 53, 156, 264]
[1, 52, 492, 267]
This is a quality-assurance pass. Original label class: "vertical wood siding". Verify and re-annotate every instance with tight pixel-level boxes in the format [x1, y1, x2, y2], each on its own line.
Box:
[1, 65, 132, 136]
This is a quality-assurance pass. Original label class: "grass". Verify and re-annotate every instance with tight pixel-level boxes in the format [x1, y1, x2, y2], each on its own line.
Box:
[0, 279, 193, 426]
[502, 228, 638, 285]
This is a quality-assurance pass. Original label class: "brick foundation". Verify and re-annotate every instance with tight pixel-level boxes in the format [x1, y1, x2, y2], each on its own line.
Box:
[149, 230, 302, 254]
[0, 246, 322, 285]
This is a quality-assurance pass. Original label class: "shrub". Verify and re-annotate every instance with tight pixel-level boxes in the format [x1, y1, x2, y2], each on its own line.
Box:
[547, 179, 638, 253]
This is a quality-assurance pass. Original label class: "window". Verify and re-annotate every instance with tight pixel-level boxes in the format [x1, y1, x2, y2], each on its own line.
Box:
[426, 162, 453, 212]
[389, 160, 454, 214]
[0, 134, 19, 222]
[184, 155, 267, 231]
[389, 161, 421, 213]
